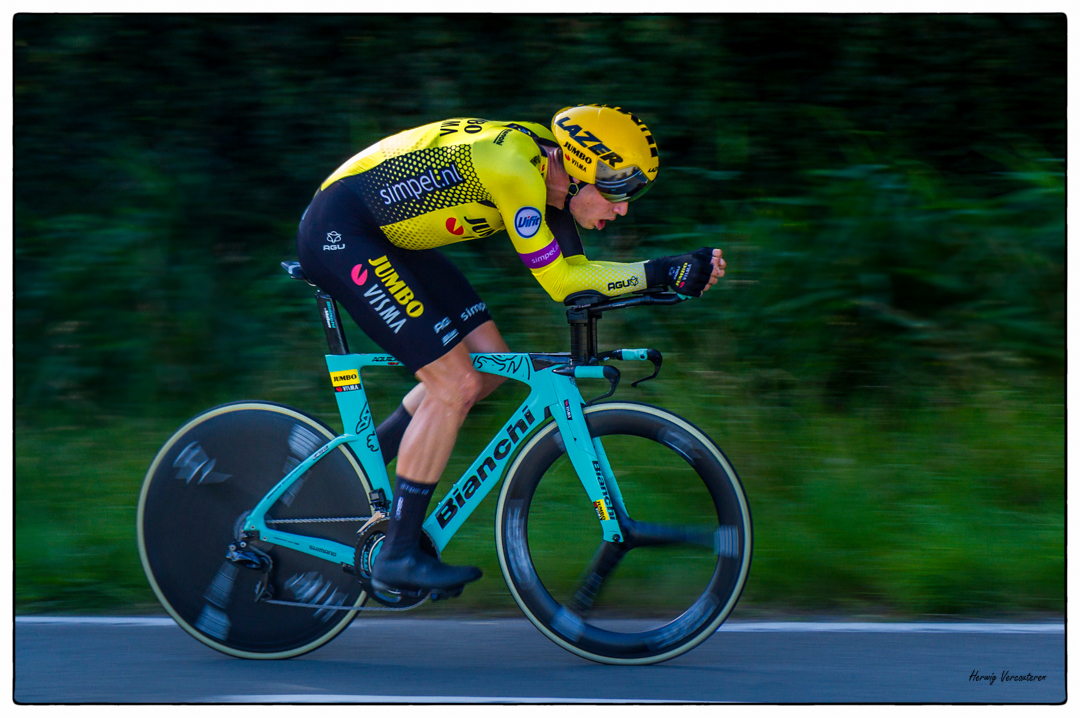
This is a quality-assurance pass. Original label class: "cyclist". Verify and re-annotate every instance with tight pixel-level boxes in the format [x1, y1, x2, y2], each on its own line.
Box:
[296, 104, 724, 595]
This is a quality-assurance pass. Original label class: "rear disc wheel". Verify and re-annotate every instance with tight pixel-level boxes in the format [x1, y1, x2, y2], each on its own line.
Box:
[137, 401, 373, 659]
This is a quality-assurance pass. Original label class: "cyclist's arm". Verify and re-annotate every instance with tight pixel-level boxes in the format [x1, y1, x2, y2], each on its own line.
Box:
[484, 134, 647, 302]
[514, 217, 647, 302]
[517, 219, 648, 302]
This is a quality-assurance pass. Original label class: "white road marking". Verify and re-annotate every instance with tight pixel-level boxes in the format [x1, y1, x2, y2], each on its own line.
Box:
[14, 616, 1064, 634]
[16, 616, 177, 626]
[715, 622, 1064, 634]
[210, 694, 689, 703]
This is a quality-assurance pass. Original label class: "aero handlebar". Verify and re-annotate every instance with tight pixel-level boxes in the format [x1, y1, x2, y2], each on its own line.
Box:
[563, 288, 689, 317]
[563, 289, 690, 363]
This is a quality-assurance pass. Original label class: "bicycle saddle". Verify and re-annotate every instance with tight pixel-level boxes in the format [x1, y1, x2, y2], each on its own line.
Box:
[281, 261, 309, 282]
[282, 261, 320, 289]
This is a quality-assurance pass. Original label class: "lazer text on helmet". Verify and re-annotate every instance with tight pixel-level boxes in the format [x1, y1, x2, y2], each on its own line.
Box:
[554, 117, 624, 167]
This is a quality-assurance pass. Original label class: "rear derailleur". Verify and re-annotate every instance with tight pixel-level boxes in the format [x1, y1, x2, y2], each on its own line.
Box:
[226, 510, 275, 602]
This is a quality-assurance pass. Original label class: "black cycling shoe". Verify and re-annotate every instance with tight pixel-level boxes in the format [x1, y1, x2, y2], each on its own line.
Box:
[370, 546, 482, 593]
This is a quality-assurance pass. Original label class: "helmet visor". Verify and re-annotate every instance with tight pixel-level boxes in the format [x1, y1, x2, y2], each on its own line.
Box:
[594, 162, 652, 202]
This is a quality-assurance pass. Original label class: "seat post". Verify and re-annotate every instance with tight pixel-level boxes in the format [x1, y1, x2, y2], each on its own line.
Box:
[316, 291, 350, 355]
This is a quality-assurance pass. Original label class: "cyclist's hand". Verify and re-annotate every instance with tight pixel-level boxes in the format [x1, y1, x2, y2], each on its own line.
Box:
[646, 247, 725, 297]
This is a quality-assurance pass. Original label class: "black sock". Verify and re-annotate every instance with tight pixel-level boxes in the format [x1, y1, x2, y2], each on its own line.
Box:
[375, 404, 413, 465]
[383, 476, 434, 558]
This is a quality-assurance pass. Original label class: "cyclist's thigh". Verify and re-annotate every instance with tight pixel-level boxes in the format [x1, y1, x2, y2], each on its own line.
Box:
[404, 247, 494, 351]
[297, 183, 489, 373]
[462, 320, 509, 354]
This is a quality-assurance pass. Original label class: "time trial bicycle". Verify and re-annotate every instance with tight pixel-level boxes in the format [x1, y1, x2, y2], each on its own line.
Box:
[136, 261, 752, 665]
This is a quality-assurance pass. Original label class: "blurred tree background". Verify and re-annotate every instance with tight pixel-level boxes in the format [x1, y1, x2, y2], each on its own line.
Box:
[14, 14, 1064, 615]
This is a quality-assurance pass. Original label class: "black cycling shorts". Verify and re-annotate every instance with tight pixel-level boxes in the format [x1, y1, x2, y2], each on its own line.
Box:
[296, 181, 492, 373]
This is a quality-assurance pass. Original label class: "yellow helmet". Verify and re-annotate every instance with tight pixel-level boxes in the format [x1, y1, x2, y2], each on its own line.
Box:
[551, 104, 659, 202]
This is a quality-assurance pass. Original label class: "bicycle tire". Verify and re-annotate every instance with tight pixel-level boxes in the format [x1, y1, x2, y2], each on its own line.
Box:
[137, 401, 372, 659]
[495, 401, 752, 665]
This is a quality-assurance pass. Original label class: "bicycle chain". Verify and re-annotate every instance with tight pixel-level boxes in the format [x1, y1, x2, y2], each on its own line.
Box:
[257, 511, 424, 612]
[264, 516, 370, 525]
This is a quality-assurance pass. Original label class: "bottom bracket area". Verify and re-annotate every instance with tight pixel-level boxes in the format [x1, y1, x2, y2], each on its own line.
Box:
[353, 516, 438, 608]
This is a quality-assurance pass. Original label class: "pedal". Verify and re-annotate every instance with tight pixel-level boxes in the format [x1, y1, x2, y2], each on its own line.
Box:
[369, 578, 462, 602]
[429, 585, 464, 602]
[370, 579, 426, 599]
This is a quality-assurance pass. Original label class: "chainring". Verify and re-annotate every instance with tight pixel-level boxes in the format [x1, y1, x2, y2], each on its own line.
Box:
[354, 515, 439, 608]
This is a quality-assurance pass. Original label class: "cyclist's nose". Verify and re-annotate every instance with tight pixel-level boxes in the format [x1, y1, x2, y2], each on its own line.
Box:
[613, 202, 628, 216]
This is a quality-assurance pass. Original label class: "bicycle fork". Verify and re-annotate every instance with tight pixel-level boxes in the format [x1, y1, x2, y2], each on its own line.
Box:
[547, 366, 728, 616]
[547, 366, 630, 544]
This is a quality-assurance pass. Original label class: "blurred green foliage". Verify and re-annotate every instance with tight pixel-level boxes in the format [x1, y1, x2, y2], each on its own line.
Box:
[14, 14, 1063, 615]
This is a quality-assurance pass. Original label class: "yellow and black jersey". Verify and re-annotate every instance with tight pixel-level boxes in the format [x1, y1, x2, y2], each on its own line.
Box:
[319, 118, 646, 302]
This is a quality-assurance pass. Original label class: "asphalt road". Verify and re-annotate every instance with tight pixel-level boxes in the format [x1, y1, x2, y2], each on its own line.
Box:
[14, 617, 1065, 704]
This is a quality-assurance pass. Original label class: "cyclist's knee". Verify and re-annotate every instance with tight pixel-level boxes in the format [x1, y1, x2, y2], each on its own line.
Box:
[456, 369, 484, 411]
[421, 360, 482, 413]
[427, 369, 481, 417]
[415, 343, 485, 416]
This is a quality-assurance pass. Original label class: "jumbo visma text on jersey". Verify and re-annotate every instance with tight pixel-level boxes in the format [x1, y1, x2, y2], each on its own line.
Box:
[347, 255, 426, 335]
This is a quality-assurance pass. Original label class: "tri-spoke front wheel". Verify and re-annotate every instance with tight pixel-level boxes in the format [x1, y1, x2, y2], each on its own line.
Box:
[495, 402, 752, 665]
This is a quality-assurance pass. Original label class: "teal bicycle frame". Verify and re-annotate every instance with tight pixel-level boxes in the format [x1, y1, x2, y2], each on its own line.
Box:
[240, 350, 653, 566]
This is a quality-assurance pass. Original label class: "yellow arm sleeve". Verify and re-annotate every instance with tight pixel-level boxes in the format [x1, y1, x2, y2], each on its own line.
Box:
[530, 254, 647, 302]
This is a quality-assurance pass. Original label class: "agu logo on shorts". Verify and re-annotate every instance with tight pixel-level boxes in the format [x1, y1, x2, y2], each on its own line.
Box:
[324, 230, 345, 251]
[514, 206, 542, 239]
[351, 264, 368, 286]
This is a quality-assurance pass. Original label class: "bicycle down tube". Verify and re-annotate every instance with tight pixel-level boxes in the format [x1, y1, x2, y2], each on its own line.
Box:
[241, 350, 652, 563]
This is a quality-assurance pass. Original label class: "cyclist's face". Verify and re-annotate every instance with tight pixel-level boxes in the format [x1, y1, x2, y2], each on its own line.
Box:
[569, 184, 629, 231]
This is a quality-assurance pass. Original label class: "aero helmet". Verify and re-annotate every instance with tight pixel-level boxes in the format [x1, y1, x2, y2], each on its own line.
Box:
[551, 104, 659, 202]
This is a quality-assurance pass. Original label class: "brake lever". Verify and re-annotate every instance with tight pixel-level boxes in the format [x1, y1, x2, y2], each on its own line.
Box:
[598, 349, 665, 387]
[589, 365, 621, 404]
[631, 349, 663, 387]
